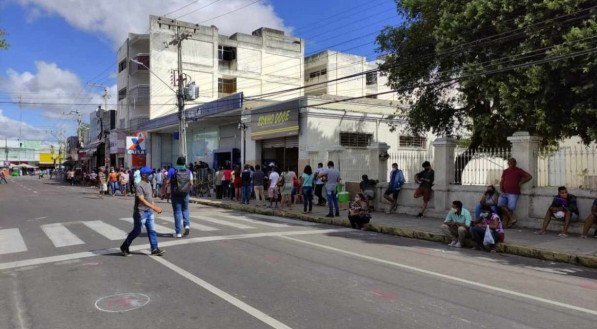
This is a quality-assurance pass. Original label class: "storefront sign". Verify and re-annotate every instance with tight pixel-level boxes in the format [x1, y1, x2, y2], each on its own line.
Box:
[251, 106, 299, 140]
[126, 132, 146, 155]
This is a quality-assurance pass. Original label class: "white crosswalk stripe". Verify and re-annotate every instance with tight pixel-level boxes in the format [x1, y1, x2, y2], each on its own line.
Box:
[190, 214, 255, 229]
[82, 220, 127, 240]
[207, 213, 291, 228]
[0, 228, 27, 254]
[119, 218, 173, 234]
[157, 216, 220, 232]
[41, 223, 85, 247]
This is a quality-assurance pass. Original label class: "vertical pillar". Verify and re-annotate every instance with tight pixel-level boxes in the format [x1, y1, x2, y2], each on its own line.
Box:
[367, 142, 390, 210]
[432, 137, 457, 212]
[507, 131, 541, 221]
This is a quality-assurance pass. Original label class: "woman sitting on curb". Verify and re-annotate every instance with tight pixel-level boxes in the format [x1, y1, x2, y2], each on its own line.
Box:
[348, 192, 371, 230]
[470, 205, 504, 253]
[474, 185, 499, 220]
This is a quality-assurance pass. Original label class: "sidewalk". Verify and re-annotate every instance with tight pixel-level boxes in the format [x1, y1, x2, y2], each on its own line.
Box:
[190, 196, 597, 268]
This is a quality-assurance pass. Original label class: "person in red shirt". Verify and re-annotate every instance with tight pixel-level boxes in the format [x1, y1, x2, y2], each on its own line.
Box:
[222, 167, 232, 199]
[498, 158, 532, 228]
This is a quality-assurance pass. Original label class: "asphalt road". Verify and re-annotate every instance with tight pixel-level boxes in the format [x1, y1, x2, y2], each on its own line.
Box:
[1, 176, 596, 329]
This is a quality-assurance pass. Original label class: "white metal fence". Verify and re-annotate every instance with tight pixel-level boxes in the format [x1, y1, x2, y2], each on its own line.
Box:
[454, 147, 511, 186]
[536, 145, 597, 189]
[387, 150, 433, 183]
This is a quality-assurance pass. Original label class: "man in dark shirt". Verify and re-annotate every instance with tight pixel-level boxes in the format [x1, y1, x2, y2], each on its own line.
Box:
[414, 161, 434, 218]
[536, 186, 578, 237]
[120, 166, 164, 256]
[498, 158, 532, 228]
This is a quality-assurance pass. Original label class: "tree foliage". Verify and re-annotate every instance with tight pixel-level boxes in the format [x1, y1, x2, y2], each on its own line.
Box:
[377, 0, 596, 147]
[0, 28, 8, 49]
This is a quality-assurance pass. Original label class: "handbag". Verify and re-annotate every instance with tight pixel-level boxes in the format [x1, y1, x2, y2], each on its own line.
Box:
[483, 225, 495, 246]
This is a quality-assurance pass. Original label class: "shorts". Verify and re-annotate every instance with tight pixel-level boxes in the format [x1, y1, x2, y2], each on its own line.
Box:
[551, 211, 580, 221]
[268, 186, 278, 199]
[414, 187, 432, 202]
[384, 188, 399, 200]
[100, 183, 108, 192]
[498, 193, 519, 210]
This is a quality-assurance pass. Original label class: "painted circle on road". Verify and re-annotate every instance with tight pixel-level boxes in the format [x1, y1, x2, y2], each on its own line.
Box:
[95, 293, 150, 313]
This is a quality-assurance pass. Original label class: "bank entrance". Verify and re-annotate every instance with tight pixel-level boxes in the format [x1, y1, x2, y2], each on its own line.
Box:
[261, 136, 298, 171]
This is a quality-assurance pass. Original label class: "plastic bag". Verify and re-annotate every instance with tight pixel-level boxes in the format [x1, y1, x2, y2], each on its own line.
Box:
[483, 226, 495, 246]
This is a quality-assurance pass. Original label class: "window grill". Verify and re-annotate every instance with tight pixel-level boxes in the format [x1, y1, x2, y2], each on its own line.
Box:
[340, 132, 372, 147]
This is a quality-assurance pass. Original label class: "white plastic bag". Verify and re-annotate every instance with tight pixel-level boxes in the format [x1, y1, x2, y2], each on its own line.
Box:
[483, 225, 495, 246]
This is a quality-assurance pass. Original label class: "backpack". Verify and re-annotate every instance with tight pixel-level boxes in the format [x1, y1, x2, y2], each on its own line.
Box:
[172, 169, 191, 195]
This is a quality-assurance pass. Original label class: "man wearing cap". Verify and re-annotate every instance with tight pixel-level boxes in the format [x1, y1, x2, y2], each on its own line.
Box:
[536, 186, 578, 237]
[120, 166, 164, 256]
[168, 156, 193, 238]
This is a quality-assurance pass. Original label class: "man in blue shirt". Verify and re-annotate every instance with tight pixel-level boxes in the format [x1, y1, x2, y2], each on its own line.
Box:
[168, 157, 193, 238]
[440, 200, 472, 248]
[384, 163, 405, 214]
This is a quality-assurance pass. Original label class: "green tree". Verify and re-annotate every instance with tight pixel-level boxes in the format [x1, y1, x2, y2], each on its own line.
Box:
[0, 28, 8, 49]
[377, 0, 596, 149]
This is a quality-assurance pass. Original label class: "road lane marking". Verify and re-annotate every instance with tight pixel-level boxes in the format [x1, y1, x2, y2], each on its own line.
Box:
[82, 220, 127, 240]
[157, 216, 219, 232]
[280, 236, 597, 317]
[0, 229, 27, 254]
[191, 214, 254, 229]
[119, 218, 172, 234]
[0, 228, 348, 270]
[208, 213, 290, 228]
[41, 223, 85, 247]
[152, 256, 293, 329]
[248, 214, 318, 226]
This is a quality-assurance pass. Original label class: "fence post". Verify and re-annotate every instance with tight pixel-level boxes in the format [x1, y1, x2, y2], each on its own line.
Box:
[432, 137, 456, 213]
[507, 131, 541, 221]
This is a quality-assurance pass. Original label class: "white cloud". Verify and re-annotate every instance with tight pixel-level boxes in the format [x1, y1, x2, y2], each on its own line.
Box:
[0, 61, 115, 119]
[16, 0, 290, 47]
[0, 108, 54, 141]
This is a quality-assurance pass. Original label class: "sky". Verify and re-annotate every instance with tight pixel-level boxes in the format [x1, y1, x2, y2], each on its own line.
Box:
[0, 0, 401, 146]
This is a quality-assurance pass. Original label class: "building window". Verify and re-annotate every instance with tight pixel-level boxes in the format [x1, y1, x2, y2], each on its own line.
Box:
[340, 132, 372, 148]
[118, 60, 127, 73]
[218, 46, 237, 61]
[308, 68, 327, 79]
[366, 71, 377, 85]
[118, 88, 127, 101]
[399, 135, 427, 148]
[218, 78, 237, 94]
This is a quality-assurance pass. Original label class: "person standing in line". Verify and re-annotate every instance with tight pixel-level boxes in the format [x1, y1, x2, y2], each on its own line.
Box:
[120, 166, 164, 256]
[214, 166, 223, 199]
[314, 163, 326, 206]
[241, 165, 253, 205]
[252, 165, 265, 206]
[232, 165, 242, 201]
[119, 168, 130, 197]
[383, 163, 405, 214]
[280, 167, 296, 210]
[414, 161, 434, 218]
[98, 166, 108, 199]
[267, 166, 280, 208]
[222, 166, 232, 200]
[155, 168, 163, 198]
[498, 158, 532, 228]
[299, 165, 315, 213]
[168, 157, 192, 238]
[319, 161, 341, 217]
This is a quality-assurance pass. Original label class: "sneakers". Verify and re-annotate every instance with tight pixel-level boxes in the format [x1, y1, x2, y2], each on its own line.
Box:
[151, 248, 165, 256]
[183, 226, 190, 237]
[448, 240, 457, 247]
[335, 212, 340, 217]
[416, 212, 423, 218]
[119, 244, 130, 256]
[454, 242, 462, 248]
[174, 233, 182, 238]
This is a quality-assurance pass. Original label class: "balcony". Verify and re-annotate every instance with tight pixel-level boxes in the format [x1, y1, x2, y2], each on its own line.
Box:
[129, 54, 150, 75]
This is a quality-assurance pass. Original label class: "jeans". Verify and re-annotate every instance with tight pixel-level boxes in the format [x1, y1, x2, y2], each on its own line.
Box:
[326, 189, 339, 215]
[242, 185, 251, 204]
[123, 209, 158, 251]
[315, 184, 325, 205]
[171, 193, 190, 234]
[498, 193, 519, 211]
[302, 186, 313, 212]
[109, 181, 118, 195]
[222, 180, 230, 199]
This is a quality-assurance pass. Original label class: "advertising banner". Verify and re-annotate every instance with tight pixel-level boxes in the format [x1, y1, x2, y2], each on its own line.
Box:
[126, 131, 146, 155]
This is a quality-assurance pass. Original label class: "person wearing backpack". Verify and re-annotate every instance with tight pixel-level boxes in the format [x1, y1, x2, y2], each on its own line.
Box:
[168, 157, 193, 238]
[241, 165, 253, 205]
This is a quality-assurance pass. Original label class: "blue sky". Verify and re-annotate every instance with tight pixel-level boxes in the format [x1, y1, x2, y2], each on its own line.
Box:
[0, 0, 400, 145]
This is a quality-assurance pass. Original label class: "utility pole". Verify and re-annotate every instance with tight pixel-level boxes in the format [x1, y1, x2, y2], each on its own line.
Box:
[89, 84, 111, 168]
[171, 27, 191, 160]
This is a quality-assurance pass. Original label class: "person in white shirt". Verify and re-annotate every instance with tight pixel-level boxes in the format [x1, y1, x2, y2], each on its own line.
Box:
[268, 167, 280, 208]
[314, 163, 326, 206]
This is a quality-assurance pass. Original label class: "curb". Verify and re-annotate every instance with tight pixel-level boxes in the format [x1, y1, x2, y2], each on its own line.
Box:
[190, 198, 597, 268]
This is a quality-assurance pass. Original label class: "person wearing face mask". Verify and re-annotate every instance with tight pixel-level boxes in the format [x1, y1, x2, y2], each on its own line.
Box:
[474, 185, 499, 220]
[348, 192, 371, 230]
[470, 205, 504, 252]
[440, 200, 472, 248]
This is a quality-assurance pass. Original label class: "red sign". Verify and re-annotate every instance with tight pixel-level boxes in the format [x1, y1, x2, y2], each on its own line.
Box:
[132, 154, 146, 167]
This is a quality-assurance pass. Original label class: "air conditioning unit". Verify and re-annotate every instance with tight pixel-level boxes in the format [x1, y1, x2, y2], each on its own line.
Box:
[184, 82, 199, 101]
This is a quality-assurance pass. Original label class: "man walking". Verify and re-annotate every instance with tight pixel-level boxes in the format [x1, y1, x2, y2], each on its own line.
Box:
[319, 161, 341, 217]
[120, 166, 164, 256]
[314, 163, 326, 206]
[498, 158, 532, 228]
[384, 163, 405, 214]
[169, 157, 192, 238]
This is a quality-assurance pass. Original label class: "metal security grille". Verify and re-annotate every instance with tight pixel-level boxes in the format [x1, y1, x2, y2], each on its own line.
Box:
[339, 132, 372, 147]
[218, 78, 237, 94]
[399, 136, 427, 148]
